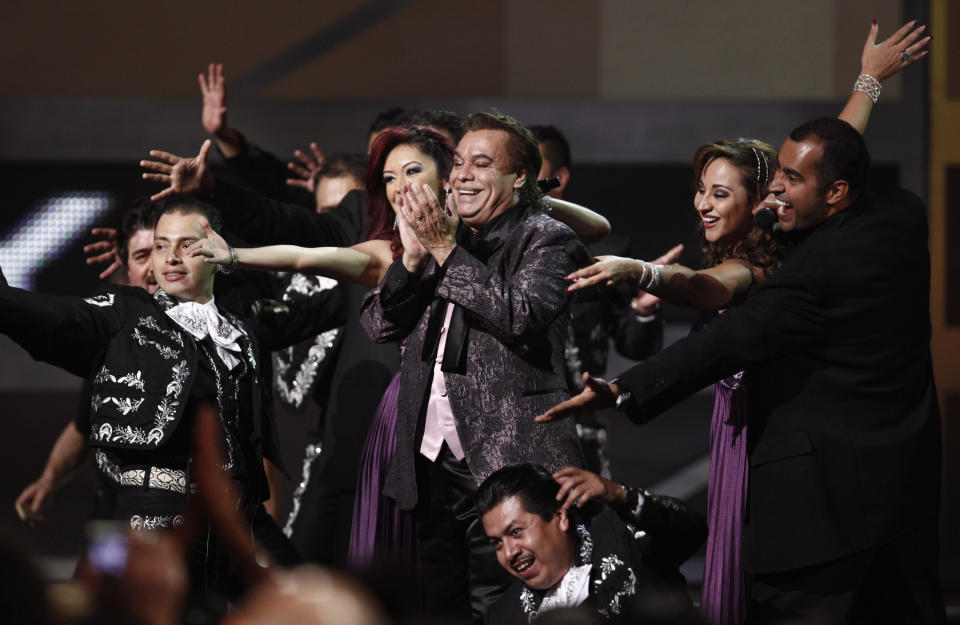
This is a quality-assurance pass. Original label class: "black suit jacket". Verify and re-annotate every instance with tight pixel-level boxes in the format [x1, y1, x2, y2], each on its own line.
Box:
[616, 190, 941, 573]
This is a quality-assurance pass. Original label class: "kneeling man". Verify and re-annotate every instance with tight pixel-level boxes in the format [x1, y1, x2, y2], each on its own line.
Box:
[477, 463, 706, 623]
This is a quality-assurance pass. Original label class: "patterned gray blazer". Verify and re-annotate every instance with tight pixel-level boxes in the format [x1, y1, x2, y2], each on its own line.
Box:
[360, 205, 585, 510]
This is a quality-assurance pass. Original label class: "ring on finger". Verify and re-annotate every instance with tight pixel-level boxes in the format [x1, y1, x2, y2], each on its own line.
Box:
[416, 213, 425, 220]
[901, 49, 911, 62]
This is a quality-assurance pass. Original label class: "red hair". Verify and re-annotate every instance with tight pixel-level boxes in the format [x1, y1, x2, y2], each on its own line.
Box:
[365, 126, 456, 257]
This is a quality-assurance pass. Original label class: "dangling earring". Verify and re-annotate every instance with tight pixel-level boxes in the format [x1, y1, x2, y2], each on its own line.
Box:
[393, 214, 398, 231]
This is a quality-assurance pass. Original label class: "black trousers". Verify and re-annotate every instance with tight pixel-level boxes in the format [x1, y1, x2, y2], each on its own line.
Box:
[747, 523, 945, 625]
[284, 432, 355, 566]
[415, 445, 513, 623]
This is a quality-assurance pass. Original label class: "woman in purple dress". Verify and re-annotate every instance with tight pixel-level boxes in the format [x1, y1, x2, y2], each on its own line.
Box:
[564, 20, 927, 625]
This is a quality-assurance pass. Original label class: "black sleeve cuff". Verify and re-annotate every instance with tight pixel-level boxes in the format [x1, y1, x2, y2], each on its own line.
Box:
[380, 258, 426, 307]
[611, 376, 648, 423]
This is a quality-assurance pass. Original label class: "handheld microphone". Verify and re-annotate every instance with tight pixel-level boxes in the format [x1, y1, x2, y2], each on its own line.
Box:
[754, 206, 778, 230]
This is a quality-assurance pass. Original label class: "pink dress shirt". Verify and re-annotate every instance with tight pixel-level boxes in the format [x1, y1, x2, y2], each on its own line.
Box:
[419, 303, 465, 461]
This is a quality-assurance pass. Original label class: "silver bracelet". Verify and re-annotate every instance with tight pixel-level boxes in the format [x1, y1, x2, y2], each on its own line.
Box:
[636, 261, 663, 290]
[541, 195, 553, 213]
[647, 263, 663, 290]
[853, 73, 881, 104]
[219, 246, 239, 275]
[637, 261, 650, 288]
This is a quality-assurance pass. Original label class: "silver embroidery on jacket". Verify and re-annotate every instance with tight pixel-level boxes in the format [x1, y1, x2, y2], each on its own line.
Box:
[201, 347, 236, 471]
[132, 328, 179, 360]
[95, 450, 122, 483]
[520, 587, 539, 623]
[131, 316, 184, 361]
[593, 555, 637, 617]
[282, 442, 322, 537]
[94, 367, 146, 392]
[92, 360, 190, 447]
[576, 524, 594, 563]
[274, 328, 340, 408]
[93, 395, 145, 416]
[281, 273, 336, 301]
[130, 514, 185, 531]
[83, 293, 116, 307]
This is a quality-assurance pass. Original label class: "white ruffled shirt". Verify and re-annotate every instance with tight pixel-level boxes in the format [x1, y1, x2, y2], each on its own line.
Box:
[165, 297, 244, 369]
[538, 563, 592, 613]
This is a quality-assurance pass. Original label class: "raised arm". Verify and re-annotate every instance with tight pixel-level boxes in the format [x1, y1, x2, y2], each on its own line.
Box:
[200, 62, 244, 159]
[838, 20, 929, 134]
[141, 143, 363, 247]
[200, 63, 320, 207]
[545, 197, 611, 245]
[552, 466, 706, 571]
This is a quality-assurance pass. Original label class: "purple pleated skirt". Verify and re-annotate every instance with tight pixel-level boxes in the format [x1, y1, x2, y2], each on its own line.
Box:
[700, 372, 749, 625]
[347, 370, 417, 569]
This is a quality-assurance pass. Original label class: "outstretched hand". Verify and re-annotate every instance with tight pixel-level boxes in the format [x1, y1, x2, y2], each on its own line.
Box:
[141, 140, 215, 201]
[566, 255, 644, 293]
[199, 63, 229, 137]
[553, 467, 626, 511]
[83, 227, 122, 280]
[286, 142, 326, 192]
[862, 20, 930, 82]
[187, 217, 232, 266]
[535, 372, 618, 423]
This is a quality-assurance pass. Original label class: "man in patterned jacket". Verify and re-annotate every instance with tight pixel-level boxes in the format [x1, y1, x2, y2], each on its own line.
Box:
[360, 112, 586, 619]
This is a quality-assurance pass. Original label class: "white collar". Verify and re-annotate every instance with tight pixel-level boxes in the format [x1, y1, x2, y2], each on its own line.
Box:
[165, 297, 244, 369]
[538, 563, 592, 613]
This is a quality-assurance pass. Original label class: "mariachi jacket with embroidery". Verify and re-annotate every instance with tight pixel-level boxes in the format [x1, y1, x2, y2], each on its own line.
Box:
[485, 490, 707, 624]
[0, 284, 279, 464]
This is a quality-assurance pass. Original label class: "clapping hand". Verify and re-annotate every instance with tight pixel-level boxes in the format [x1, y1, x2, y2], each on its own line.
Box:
[83, 227, 122, 280]
[862, 20, 930, 82]
[535, 372, 618, 423]
[286, 142, 326, 192]
[141, 140, 215, 201]
[394, 192, 430, 272]
[397, 183, 459, 266]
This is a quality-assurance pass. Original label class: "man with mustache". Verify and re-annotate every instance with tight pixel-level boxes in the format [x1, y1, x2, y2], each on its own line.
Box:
[477, 463, 705, 623]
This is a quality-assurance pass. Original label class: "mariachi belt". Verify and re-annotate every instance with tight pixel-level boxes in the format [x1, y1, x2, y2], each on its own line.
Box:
[95, 450, 188, 495]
